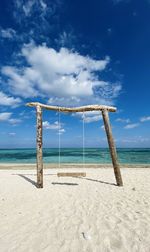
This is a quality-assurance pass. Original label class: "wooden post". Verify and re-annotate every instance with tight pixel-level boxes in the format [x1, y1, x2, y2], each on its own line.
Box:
[36, 105, 43, 188]
[102, 109, 123, 186]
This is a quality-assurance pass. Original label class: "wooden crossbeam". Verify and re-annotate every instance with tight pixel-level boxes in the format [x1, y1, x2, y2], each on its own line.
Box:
[26, 102, 116, 112]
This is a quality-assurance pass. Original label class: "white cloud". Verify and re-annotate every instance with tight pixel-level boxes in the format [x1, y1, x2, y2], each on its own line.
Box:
[140, 116, 150, 122]
[0, 112, 12, 121]
[43, 120, 65, 134]
[19, 110, 35, 119]
[0, 112, 22, 124]
[12, 0, 66, 46]
[21, 0, 47, 16]
[43, 120, 60, 130]
[2, 44, 121, 106]
[119, 136, 150, 144]
[2, 66, 38, 98]
[83, 111, 102, 123]
[84, 115, 101, 123]
[9, 132, 16, 136]
[116, 118, 130, 123]
[84, 115, 102, 123]
[124, 123, 139, 129]
[12, 0, 63, 44]
[0, 91, 21, 107]
[22, 0, 35, 16]
[57, 31, 72, 46]
[58, 128, 65, 135]
[39, 0, 47, 10]
[9, 118, 22, 125]
[101, 125, 105, 130]
[55, 31, 76, 48]
[0, 28, 16, 39]
[14, 0, 54, 21]
[14, 0, 44, 17]
[73, 111, 102, 123]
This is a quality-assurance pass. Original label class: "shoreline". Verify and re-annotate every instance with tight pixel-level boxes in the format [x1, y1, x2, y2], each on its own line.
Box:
[0, 163, 150, 169]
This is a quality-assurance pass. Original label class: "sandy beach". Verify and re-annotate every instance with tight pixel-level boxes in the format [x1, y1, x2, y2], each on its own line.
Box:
[0, 165, 150, 252]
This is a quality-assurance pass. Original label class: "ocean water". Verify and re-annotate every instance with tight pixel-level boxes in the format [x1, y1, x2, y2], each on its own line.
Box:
[0, 148, 150, 164]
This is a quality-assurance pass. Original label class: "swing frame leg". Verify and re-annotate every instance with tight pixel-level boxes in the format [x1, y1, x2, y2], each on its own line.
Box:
[36, 105, 43, 188]
[102, 109, 123, 186]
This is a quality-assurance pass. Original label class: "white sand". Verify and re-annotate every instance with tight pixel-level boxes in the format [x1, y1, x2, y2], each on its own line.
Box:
[0, 167, 150, 252]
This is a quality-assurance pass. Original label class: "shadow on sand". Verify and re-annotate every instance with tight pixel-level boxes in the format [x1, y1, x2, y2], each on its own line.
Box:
[77, 176, 116, 186]
[12, 173, 116, 187]
[18, 174, 37, 187]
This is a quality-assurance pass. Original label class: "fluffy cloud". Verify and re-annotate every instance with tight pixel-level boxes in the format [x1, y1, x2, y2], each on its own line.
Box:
[55, 31, 77, 48]
[43, 120, 65, 134]
[2, 66, 38, 98]
[116, 118, 130, 123]
[58, 128, 65, 134]
[14, 0, 47, 18]
[0, 28, 16, 39]
[0, 91, 21, 107]
[75, 111, 102, 123]
[22, 0, 47, 16]
[12, 0, 63, 43]
[0, 112, 12, 121]
[0, 112, 22, 124]
[84, 114, 102, 123]
[124, 123, 139, 129]
[13, 0, 62, 31]
[23, 0, 38, 16]
[2, 44, 121, 106]
[43, 120, 60, 130]
[119, 136, 150, 144]
[9, 118, 22, 125]
[140, 116, 150, 122]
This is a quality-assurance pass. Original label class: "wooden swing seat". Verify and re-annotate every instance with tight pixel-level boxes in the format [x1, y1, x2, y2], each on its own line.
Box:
[57, 172, 86, 177]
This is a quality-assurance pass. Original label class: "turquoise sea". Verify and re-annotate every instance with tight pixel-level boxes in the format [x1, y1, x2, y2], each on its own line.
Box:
[0, 148, 150, 164]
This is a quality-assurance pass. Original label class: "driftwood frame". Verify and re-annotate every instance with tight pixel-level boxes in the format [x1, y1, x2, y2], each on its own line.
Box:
[27, 102, 123, 188]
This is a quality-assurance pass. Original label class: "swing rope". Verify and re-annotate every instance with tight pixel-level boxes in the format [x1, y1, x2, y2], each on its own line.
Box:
[58, 109, 85, 169]
[58, 108, 61, 168]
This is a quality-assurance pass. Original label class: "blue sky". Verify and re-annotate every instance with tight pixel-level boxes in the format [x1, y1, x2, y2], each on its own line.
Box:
[0, 0, 150, 148]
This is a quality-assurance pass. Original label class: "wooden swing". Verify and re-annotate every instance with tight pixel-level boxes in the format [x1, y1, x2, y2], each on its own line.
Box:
[57, 108, 86, 178]
[27, 102, 123, 188]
